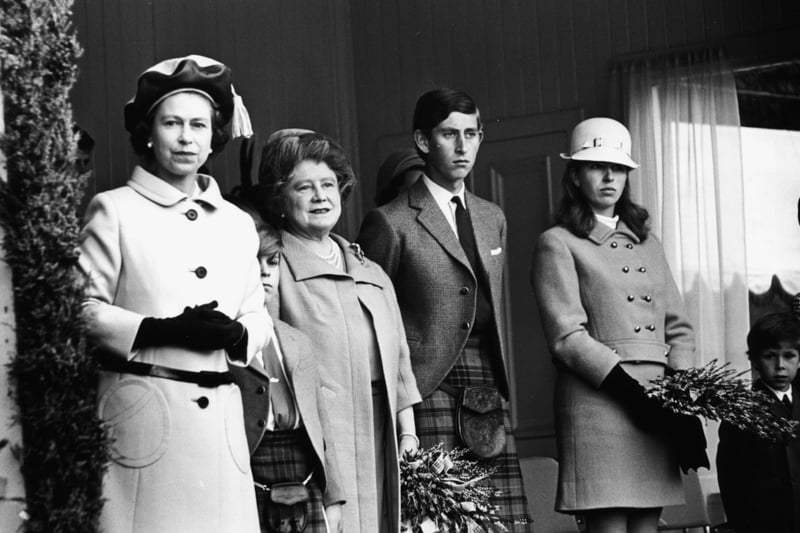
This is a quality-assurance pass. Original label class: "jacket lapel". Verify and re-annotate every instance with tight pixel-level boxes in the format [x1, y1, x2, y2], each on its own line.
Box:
[273, 322, 299, 379]
[409, 179, 472, 273]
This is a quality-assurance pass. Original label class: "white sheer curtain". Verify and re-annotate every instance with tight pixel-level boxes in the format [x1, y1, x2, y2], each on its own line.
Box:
[624, 49, 750, 374]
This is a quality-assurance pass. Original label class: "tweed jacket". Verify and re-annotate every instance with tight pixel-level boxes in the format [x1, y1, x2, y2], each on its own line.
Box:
[531, 222, 695, 387]
[717, 380, 800, 533]
[357, 178, 510, 398]
[275, 230, 421, 533]
[79, 166, 267, 533]
[229, 318, 345, 506]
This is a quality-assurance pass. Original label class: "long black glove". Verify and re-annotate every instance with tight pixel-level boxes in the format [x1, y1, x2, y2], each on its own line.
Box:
[666, 412, 710, 473]
[600, 364, 669, 432]
[133, 300, 244, 352]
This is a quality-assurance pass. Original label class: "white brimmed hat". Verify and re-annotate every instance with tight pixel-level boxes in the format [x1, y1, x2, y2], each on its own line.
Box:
[560, 117, 638, 169]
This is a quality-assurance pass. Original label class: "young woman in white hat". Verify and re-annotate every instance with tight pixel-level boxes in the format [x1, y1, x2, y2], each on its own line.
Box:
[531, 118, 709, 533]
[79, 55, 265, 532]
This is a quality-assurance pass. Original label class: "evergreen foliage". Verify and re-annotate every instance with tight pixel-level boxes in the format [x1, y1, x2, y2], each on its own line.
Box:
[0, 0, 109, 531]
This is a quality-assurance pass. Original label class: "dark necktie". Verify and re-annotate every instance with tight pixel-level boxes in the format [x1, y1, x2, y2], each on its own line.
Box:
[782, 395, 793, 410]
[452, 196, 478, 269]
[451, 195, 493, 336]
[263, 338, 297, 430]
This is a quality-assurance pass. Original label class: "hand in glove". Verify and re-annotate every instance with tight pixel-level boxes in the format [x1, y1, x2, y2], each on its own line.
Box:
[666, 413, 710, 474]
[600, 364, 669, 432]
[134, 300, 244, 352]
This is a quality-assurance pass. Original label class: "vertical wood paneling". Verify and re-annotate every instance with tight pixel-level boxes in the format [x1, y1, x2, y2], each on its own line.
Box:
[626, 1, 649, 51]
[703, 0, 727, 40]
[683, 0, 708, 43]
[554, 0, 578, 110]
[500, 1, 525, 117]
[646, 0, 670, 50]
[607, 0, 631, 56]
[586, 0, 613, 118]
[663, 0, 688, 48]
[537, 0, 561, 111]
[518, 0, 542, 115]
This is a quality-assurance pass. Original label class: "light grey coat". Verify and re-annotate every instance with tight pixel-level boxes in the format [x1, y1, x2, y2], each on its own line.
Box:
[79, 167, 267, 533]
[274, 230, 421, 533]
[531, 221, 695, 511]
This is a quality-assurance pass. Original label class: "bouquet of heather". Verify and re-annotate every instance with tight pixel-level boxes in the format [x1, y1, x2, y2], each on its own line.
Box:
[647, 359, 798, 440]
[400, 443, 509, 533]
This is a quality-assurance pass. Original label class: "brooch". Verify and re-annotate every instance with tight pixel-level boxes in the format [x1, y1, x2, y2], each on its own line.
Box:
[350, 243, 366, 264]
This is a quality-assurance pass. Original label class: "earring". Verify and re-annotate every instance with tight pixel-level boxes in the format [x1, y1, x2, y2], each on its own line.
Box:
[208, 148, 212, 153]
[146, 141, 153, 148]
[280, 213, 286, 219]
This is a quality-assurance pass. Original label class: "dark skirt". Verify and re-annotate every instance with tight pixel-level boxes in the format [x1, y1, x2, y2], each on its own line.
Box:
[251, 428, 327, 533]
[414, 342, 533, 532]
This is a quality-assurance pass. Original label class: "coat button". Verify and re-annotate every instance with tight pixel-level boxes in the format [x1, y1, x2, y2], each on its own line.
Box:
[195, 396, 209, 409]
[256, 385, 266, 394]
[459, 287, 470, 295]
[622, 266, 630, 273]
[634, 325, 641, 333]
[610, 242, 618, 248]
[638, 267, 647, 273]
[461, 321, 471, 330]
[626, 243, 634, 249]
[643, 295, 652, 302]
[627, 295, 635, 302]
[185, 209, 198, 221]
[647, 324, 656, 331]
[257, 419, 266, 428]
[194, 266, 207, 279]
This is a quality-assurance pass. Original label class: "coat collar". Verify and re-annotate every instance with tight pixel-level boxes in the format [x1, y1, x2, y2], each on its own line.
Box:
[586, 219, 641, 245]
[281, 230, 388, 289]
[128, 165, 224, 209]
[407, 179, 471, 270]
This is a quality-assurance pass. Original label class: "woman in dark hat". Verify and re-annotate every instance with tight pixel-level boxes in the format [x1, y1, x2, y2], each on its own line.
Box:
[79, 55, 265, 532]
[374, 148, 425, 206]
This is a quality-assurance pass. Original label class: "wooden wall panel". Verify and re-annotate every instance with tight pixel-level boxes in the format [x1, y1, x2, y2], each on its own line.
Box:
[72, 0, 360, 232]
[350, 0, 800, 216]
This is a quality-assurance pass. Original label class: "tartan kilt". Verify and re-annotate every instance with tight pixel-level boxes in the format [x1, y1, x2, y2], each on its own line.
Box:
[251, 428, 327, 533]
[414, 344, 533, 532]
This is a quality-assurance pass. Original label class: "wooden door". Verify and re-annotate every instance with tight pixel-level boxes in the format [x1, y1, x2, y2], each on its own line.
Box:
[469, 109, 582, 458]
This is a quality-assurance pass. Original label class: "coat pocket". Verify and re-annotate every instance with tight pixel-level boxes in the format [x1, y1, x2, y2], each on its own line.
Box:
[98, 377, 171, 468]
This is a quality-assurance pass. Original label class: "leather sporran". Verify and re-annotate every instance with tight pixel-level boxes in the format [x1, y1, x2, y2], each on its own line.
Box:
[264, 482, 309, 533]
[456, 385, 505, 459]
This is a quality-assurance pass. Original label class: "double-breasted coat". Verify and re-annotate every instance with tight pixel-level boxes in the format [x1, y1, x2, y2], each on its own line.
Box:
[229, 318, 345, 506]
[531, 221, 696, 511]
[79, 167, 268, 533]
[357, 178, 510, 398]
[717, 380, 800, 533]
[274, 230, 422, 533]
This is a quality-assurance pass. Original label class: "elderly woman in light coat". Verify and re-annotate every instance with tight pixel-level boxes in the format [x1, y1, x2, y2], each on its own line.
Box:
[79, 56, 266, 533]
[258, 131, 422, 533]
[531, 118, 709, 533]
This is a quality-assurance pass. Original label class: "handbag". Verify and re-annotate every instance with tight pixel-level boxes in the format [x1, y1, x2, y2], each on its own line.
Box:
[455, 384, 506, 459]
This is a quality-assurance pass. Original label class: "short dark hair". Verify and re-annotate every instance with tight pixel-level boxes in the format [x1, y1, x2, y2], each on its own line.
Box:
[554, 161, 651, 241]
[129, 101, 229, 161]
[258, 132, 356, 229]
[747, 312, 800, 359]
[412, 88, 482, 136]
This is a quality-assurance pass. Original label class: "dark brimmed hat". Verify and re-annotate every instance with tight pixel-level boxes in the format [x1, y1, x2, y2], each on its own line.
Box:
[124, 55, 252, 138]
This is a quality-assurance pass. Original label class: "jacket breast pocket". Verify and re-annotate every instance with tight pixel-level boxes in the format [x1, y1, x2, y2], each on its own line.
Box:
[98, 377, 171, 468]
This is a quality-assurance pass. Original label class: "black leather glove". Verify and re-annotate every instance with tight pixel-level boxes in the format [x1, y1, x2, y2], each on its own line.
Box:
[666, 413, 710, 474]
[134, 300, 244, 352]
[600, 364, 668, 432]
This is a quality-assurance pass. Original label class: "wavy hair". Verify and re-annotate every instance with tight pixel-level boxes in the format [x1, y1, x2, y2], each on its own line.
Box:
[554, 161, 650, 241]
[258, 132, 356, 230]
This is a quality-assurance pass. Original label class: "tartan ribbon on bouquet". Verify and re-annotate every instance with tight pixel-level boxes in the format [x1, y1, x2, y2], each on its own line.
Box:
[400, 443, 509, 533]
[647, 359, 798, 441]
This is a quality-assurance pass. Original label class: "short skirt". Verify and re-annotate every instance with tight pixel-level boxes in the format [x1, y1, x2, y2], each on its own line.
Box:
[554, 361, 683, 512]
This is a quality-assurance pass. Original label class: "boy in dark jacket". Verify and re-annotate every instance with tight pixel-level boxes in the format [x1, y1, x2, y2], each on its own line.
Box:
[717, 312, 800, 533]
